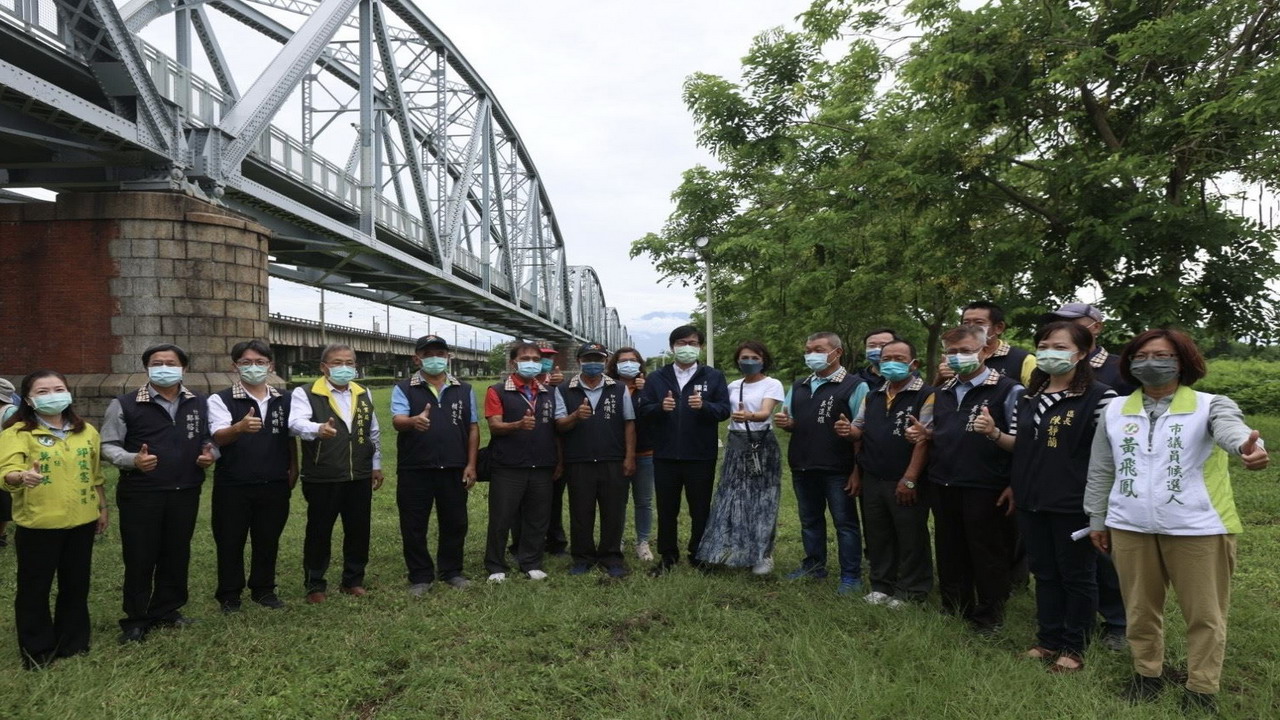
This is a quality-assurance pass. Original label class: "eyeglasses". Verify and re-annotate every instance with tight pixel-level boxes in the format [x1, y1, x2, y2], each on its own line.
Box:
[236, 360, 270, 367]
[1132, 353, 1176, 362]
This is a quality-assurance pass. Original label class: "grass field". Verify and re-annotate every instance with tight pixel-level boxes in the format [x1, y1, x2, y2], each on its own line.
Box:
[0, 390, 1276, 719]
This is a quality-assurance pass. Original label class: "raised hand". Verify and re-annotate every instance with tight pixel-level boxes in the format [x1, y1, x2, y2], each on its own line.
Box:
[633, 376, 646, 392]
[318, 417, 338, 439]
[548, 364, 564, 386]
[134, 443, 159, 472]
[972, 405, 997, 438]
[773, 407, 793, 430]
[936, 359, 955, 381]
[518, 408, 537, 430]
[688, 390, 703, 410]
[196, 442, 216, 468]
[662, 391, 676, 412]
[1240, 430, 1269, 470]
[575, 398, 593, 420]
[834, 413, 853, 438]
[237, 406, 262, 434]
[413, 404, 431, 432]
[13, 460, 43, 488]
[731, 402, 748, 424]
[904, 415, 928, 445]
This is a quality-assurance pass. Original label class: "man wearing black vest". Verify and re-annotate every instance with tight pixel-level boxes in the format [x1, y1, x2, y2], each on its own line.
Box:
[908, 325, 1023, 635]
[101, 343, 216, 643]
[207, 340, 294, 613]
[773, 332, 867, 595]
[391, 335, 479, 595]
[937, 301, 1035, 386]
[1038, 302, 1132, 650]
[556, 343, 636, 578]
[483, 341, 567, 582]
[288, 344, 382, 603]
[635, 326, 731, 575]
[842, 338, 934, 606]
[850, 328, 898, 389]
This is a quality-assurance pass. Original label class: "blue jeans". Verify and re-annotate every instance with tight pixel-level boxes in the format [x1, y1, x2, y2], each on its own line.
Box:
[792, 470, 861, 579]
[625, 455, 655, 544]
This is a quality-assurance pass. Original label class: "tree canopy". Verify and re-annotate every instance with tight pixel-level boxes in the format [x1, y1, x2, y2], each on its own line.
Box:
[632, 0, 1280, 374]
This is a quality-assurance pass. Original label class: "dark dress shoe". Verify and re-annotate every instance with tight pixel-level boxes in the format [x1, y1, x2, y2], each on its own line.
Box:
[219, 600, 242, 614]
[306, 591, 326, 604]
[118, 627, 147, 645]
[1181, 690, 1219, 715]
[1122, 674, 1165, 703]
[253, 594, 287, 609]
[339, 585, 368, 597]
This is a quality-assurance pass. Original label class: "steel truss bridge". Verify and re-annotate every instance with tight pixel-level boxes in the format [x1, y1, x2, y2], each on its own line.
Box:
[0, 0, 630, 349]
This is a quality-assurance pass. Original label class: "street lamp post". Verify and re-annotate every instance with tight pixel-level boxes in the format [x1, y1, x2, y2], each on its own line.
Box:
[694, 236, 713, 368]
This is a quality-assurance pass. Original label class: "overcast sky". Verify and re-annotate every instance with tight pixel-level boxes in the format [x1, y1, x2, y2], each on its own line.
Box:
[265, 0, 816, 356]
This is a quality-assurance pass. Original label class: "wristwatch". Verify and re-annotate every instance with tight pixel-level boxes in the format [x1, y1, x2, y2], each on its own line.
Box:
[901, 479, 917, 490]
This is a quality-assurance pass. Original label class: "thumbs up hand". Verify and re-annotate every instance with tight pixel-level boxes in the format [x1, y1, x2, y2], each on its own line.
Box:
[662, 391, 676, 412]
[773, 407, 793, 430]
[237, 406, 262, 434]
[971, 405, 997, 438]
[413, 404, 432, 432]
[548, 365, 564, 386]
[834, 413, 853, 438]
[688, 390, 703, 410]
[15, 460, 43, 488]
[1240, 429, 1270, 470]
[518, 408, 537, 431]
[633, 376, 645, 392]
[905, 415, 928, 445]
[196, 442, 216, 468]
[318, 417, 338, 439]
[731, 402, 749, 424]
[575, 398, 593, 420]
[134, 443, 159, 472]
[936, 359, 955, 381]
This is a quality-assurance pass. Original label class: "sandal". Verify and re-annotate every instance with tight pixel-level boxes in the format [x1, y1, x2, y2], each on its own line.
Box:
[1024, 646, 1058, 662]
[1048, 652, 1085, 674]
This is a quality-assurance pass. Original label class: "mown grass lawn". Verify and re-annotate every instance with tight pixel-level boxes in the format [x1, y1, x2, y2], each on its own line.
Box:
[0, 390, 1276, 719]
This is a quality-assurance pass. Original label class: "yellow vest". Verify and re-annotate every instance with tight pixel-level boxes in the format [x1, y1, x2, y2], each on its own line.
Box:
[0, 422, 105, 529]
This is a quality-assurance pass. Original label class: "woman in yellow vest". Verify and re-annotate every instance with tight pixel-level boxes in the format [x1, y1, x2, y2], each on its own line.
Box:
[1084, 330, 1269, 714]
[0, 370, 107, 669]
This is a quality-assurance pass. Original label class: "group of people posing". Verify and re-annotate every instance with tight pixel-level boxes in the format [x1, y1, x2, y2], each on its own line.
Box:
[0, 301, 1269, 715]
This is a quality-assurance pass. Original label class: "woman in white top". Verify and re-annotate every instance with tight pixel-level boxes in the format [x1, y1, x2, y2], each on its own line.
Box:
[695, 341, 785, 573]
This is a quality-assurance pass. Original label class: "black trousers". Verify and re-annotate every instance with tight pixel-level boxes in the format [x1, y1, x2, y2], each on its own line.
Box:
[859, 475, 933, 600]
[117, 486, 201, 631]
[302, 480, 372, 593]
[932, 484, 1012, 629]
[1018, 510, 1097, 655]
[653, 459, 716, 566]
[212, 482, 291, 602]
[510, 474, 567, 555]
[565, 461, 628, 569]
[14, 522, 95, 668]
[397, 467, 469, 583]
[485, 466, 553, 574]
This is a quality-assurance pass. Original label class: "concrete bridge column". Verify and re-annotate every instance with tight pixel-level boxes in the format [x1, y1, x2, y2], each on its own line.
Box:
[0, 191, 273, 422]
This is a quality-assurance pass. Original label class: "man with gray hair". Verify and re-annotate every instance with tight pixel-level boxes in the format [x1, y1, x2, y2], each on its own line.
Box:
[289, 344, 383, 603]
[773, 332, 869, 595]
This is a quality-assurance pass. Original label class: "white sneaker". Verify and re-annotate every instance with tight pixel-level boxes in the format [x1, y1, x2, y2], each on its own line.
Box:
[526, 569, 548, 581]
[752, 557, 774, 575]
[864, 591, 892, 606]
[636, 541, 654, 562]
[885, 598, 906, 609]
[486, 572, 506, 584]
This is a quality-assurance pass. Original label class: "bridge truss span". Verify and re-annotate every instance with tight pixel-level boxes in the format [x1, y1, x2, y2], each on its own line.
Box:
[0, 0, 631, 347]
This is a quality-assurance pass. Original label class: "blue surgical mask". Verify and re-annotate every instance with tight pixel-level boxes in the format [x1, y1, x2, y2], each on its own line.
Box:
[31, 392, 73, 416]
[738, 359, 763, 376]
[866, 347, 882, 364]
[540, 358, 555, 373]
[328, 366, 358, 385]
[517, 361, 542, 379]
[946, 353, 981, 375]
[581, 362, 606, 377]
[1035, 349, 1077, 376]
[238, 365, 269, 385]
[421, 357, 448, 375]
[879, 361, 912, 382]
[804, 352, 832, 372]
[0, 404, 15, 423]
[673, 346, 701, 364]
[148, 366, 183, 388]
[617, 361, 642, 378]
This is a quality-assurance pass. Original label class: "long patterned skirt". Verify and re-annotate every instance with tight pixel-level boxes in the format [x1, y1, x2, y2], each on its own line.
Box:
[695, 430, 782, 567]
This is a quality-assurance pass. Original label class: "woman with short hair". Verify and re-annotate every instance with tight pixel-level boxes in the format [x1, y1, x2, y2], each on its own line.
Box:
[0, 370, 107, 669]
